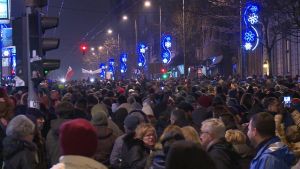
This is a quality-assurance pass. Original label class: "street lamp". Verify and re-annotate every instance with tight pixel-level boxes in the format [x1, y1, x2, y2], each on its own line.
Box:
[98, 46, 103, 51]
[144, 0, 151, 8]
[91, 47, 95, 51]
[107, 29, 113, 34]
[122, 15, 128, 21]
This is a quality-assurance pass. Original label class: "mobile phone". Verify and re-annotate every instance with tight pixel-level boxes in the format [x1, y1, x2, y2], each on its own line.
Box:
[284, 96, 291, 108]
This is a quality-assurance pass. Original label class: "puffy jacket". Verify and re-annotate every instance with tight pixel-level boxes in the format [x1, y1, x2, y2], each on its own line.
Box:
[2, 136, 38, 169]
[50, 155, 107, 169]
[250, 137, 295, 169]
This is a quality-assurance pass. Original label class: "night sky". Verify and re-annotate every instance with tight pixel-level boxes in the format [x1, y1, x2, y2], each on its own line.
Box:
[45, 0, 113, 79]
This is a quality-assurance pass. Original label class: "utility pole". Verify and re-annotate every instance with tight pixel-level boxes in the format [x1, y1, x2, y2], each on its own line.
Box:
[25, 7, 39, 109]
[183, 0, 186, 78]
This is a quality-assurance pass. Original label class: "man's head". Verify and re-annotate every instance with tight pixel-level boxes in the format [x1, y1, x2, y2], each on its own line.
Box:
[247, 112, 275, 147]
[200, 118, 225, 150]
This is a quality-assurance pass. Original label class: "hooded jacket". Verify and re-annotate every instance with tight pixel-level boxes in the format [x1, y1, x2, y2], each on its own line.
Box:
[2, 136, 38, 169]
[50, 155, 107, 169]
[250, 137, 295, 169]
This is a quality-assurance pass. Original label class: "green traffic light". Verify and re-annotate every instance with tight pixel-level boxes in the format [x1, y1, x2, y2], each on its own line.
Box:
[162, 74, 168, 79]
[44, 70, 49, 75]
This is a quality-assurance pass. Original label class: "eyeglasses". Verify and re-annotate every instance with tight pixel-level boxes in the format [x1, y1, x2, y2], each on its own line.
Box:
[200, 131, 210, 135]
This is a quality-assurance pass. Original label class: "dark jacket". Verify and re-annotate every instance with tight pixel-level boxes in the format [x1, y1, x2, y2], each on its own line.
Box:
[2, 136, 38, 169]
[120, 133, 150, 169]
[94, 125, 118, 166]
[250, 137, 295, 169]
[46, 118, 70, 166]
[207, 138, 241, 169]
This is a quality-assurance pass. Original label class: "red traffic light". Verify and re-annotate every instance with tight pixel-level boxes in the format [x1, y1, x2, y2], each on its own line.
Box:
[161, 68, 166, 73]
[80, 44, 88, 55]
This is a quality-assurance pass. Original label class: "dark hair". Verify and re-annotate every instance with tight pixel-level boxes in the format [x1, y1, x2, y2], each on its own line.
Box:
[250, 112, 275, 137]
[262, 97, 278, 109]
[161, 131, 185, 155]
[75, 98, 87, 110]
[166, 140, 216, 169]
[55, 101, 74, 119]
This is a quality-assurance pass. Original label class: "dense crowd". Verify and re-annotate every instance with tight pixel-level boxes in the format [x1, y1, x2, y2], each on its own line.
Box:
[0, 76, 300, 169]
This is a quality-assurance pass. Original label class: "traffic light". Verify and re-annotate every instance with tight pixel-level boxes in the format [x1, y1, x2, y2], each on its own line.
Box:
[33, 10, 60, 77]
[12, 9, 60, 86]
[80, 44, 88, 55]
[160, 67, 169, 80]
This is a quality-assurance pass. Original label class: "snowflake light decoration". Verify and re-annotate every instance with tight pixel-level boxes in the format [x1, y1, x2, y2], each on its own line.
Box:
[244, 43, 252, 50]
[250, 5, 258, 13]
[248, 14, 258, 24]
[244, 31, 255, 42]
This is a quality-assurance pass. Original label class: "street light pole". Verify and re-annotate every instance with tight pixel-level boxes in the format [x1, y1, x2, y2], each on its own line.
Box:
[135, 19, 138, 49]
[182, 0, 186, 77]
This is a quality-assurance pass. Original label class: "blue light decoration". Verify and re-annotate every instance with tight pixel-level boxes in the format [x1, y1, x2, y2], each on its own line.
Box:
[120, 53, 128, 73]
[99, 63, 106, 79]
[137, 43, 146, 67]
[108, 58, 115, 73]
[243, 3, 260, 51]
[161, 34, 172, 64]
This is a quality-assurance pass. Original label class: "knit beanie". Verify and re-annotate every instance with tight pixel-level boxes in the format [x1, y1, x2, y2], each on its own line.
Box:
[59, 119, 98, 157]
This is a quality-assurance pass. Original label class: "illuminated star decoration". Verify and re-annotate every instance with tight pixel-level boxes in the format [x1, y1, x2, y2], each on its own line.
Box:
[243, 3, 260, 51]
[120, 53, 128, 73]
[161, 35, 172, 64]
[137, 43, 147, 67]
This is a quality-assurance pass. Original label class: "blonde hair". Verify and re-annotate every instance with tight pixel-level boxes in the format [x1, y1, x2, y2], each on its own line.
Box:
[225, 129, 246, 144]
[181, 126, 200, 144]
[159, 125, 183, 142]
[201, 118, 225, 139]
[135, 123, 156, 140]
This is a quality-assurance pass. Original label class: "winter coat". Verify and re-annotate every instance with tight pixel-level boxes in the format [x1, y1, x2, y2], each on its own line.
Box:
[250, 137, 296, 169]
[93, 125, 118, 165]
[2, 136, 38, 169]
[120, 133, 151, 169]
[50, 155, 107, 169]
[46, 119, 70, 166]
[110, 134, 126, 169]
[207, 138, 242, 169]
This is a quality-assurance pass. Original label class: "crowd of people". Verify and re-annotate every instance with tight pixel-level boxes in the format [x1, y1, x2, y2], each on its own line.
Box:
[0, 75, 300, 169]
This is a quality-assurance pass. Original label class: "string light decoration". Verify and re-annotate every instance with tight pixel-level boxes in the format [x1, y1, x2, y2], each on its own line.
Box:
[120, 53, 128, 73]
[243, 3, 260, 51]
[161, 35, 172, 64]
[99, 63, 106, 78]
[137, 43, 147, 67]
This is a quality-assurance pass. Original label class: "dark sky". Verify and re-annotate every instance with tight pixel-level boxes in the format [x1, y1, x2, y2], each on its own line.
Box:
[11, 0, 150, 79]
[44, 0, 114, 79]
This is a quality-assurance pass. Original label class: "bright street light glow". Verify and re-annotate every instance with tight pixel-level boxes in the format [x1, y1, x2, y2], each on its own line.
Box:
[122, 15, 128, 21]
[144, 1, 151, 7]
[98, 46, 103, 50]
[90, 78, 95, 83]
[91, 47, 95, 51]
[107, 29, 113, 34]
[60, 78, 66, 83]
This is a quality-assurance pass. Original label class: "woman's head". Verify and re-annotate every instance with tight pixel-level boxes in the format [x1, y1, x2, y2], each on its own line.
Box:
[135, 123, 157, 148]
[181, 126, 200, 144]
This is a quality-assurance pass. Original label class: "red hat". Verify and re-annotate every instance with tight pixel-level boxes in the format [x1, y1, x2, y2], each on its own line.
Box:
[118, 87, 125, 94]
[59, 119, 98, 157]
[197, 96, 212, 108]
[292, 98, 300, 105]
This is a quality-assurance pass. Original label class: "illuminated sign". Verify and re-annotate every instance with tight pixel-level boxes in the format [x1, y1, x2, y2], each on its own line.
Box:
[0, 0, 10, 23]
